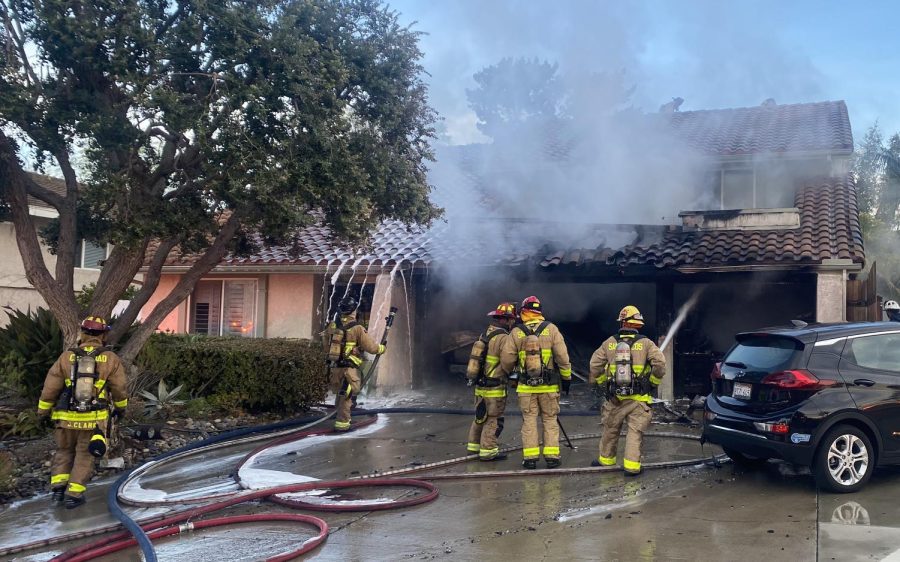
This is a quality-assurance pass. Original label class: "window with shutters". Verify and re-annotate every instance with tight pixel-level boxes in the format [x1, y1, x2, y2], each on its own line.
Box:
[189, 279, 257, 337]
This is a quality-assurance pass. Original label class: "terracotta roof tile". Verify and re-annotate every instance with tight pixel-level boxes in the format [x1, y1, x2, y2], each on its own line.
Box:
[538, 176, 863, 270]
[668, 101, 853, 155]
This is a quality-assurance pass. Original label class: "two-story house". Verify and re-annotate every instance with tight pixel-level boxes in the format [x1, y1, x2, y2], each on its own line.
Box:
[141, 99, 866, 399]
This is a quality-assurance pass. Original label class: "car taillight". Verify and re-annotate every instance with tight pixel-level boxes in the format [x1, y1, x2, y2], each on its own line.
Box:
[753, 421, 790, 434]
[710, 362, 722, 381]
[760, 369, 836, 390]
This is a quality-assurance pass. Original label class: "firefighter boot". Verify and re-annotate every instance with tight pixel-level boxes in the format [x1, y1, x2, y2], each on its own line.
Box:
[64, 494, 86, 509]
[522, 459, 537, 470]
[51, 487, 65, 503]
[546, 457, 561, 469]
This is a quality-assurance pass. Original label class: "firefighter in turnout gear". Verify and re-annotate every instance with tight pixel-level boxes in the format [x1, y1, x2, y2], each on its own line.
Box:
[36, 316, 128, 509]
[326, 298, 385, 431]
[501, 296, 572, 469]
[465, 303, 517, 461]
[589, 305, 666, 476]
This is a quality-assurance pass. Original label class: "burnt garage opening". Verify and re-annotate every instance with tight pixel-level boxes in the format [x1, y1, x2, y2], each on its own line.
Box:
[415, 266, 816, 399]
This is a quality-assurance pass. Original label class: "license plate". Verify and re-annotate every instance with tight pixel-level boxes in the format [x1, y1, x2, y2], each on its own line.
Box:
[732, 382, 752, 400]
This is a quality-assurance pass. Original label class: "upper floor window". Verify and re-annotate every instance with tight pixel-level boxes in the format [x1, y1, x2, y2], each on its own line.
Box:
[75, 240, 108, 269]
[721, 169, 754, 209]
[707, 165, 796, 210]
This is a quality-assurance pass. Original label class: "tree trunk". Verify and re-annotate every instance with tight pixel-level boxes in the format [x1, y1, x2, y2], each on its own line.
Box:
[0, 133, 80, 345]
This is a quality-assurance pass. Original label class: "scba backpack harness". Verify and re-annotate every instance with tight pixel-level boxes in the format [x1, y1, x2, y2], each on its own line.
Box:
[466, 328, 508, 386]
[326, 319, 361, 368]
[607, 334, 651, 397]
[520, 321, 558, 387]
[58, 346, 110, 413]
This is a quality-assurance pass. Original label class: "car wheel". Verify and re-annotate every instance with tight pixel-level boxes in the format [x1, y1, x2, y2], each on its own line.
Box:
[813, 425, 874, 493]
[722, 446, 769, 467]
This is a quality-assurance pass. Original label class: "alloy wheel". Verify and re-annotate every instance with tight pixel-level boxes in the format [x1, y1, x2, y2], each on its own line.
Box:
[826, 434, 869, 487]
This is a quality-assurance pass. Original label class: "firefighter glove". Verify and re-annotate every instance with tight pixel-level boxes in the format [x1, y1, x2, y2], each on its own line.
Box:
[39, 413, 55, 430]
[560, 377, 571, 395]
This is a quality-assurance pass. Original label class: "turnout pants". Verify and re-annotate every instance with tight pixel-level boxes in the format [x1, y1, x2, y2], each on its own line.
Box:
[50, 427, 96, 498]
[518, 392, 561, 460]
[330, 367, 361, 430]
[598, 398, 652, 473]
[466, 396, 507, 459]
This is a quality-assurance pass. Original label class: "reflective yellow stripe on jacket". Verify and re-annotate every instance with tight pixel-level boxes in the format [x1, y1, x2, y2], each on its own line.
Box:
[517, 383, 559, 394]
[475, 387, 507, 398]
[343, 342, 363, 367]
[51, 410, 109, 424]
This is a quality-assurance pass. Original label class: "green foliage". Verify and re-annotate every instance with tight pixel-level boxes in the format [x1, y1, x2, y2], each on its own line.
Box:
[138, 379, 186, 420]
[136, 334, 328, 413]
[2, 0, 440, 252]
[853, 123, 900, 228]
[467, 57, 635, 141]
[184, 397, 213, 418]
[75, 283, 140, 313]
[0, 306, 138, 401]
[0, 410, 47, 439]
[0, 308, 64, 402]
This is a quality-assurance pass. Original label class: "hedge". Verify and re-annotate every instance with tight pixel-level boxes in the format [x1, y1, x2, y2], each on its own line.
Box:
[136, 334, 328, 413]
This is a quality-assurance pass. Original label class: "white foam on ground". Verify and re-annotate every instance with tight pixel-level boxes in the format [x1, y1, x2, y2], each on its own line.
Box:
[276, 492, 394, 506]
[238, 416, 388, 490]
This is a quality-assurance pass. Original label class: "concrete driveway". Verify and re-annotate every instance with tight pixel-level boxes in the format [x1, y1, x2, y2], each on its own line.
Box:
[2, 406, 900, 561]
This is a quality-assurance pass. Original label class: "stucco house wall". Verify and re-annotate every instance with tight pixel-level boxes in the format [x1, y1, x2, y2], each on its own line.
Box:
[0, 220, 102, 324]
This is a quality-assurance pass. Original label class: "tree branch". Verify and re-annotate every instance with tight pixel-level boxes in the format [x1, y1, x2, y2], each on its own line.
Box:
[0, 1, 42, 96]
[119, 212, 243, 364]
[89, 237, 151, 318]
[52, 149, 78, 292]
[22, 173, 65, 209]
[0, 131, 80, 343]
[107, 237, 178, 346]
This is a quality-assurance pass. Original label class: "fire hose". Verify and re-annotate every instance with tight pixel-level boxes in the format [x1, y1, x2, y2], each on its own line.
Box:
[1, 405, 716, 560]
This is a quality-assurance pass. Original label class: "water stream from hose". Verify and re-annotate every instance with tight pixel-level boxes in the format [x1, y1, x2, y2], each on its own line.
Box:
[660, 286, 706, 353]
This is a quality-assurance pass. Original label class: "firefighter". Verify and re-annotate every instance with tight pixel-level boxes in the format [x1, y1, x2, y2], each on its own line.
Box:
[325, 297, 385, 431]
[589, 305, 666, 476]
[36, 316, 128, 509]
[501, 296, 572, 469]
[465, 302, 517, 461]
[885, 300, 900, 322]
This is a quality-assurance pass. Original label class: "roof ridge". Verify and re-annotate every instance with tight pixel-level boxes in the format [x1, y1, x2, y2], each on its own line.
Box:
[675, 100, 847, 116]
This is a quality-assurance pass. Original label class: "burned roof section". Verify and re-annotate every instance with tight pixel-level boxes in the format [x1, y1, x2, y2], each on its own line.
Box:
[539, 176, 864, 271]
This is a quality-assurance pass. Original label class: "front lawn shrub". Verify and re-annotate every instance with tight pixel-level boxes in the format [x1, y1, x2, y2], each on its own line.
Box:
[0, 307, 63, 402]
[136, 335, 327, 413]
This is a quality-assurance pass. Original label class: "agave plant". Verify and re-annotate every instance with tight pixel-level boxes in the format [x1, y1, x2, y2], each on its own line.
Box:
[138, 379, 186, 419]
[0, 307, 64, 402]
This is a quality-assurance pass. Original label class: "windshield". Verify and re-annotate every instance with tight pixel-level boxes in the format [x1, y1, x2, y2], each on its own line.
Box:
[725, 335, 804, 372]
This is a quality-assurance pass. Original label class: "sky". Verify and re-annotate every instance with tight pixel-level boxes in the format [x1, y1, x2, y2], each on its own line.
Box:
[390, 0, 900, 146]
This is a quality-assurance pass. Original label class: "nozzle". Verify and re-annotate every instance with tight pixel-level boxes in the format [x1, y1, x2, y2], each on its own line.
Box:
[385, 306, 398, 327]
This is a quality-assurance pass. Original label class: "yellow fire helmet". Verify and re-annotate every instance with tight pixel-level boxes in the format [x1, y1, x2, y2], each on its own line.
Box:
[617, 305, 644, 326]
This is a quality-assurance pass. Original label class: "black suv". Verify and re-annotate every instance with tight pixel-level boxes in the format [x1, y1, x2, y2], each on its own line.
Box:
[703, 322, 900, 493]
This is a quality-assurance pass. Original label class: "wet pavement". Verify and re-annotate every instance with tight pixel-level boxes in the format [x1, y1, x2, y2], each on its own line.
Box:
[2, 398, 900, 561]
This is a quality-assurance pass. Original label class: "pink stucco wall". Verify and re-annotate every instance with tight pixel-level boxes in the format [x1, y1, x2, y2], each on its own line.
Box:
[140, 273, 315, 338]
[141, 274, 183, 333]
[267, 274, 315, 339]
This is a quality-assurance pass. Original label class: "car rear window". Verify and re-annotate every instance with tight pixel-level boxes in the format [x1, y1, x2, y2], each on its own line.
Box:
[725, 335, 804, 372]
